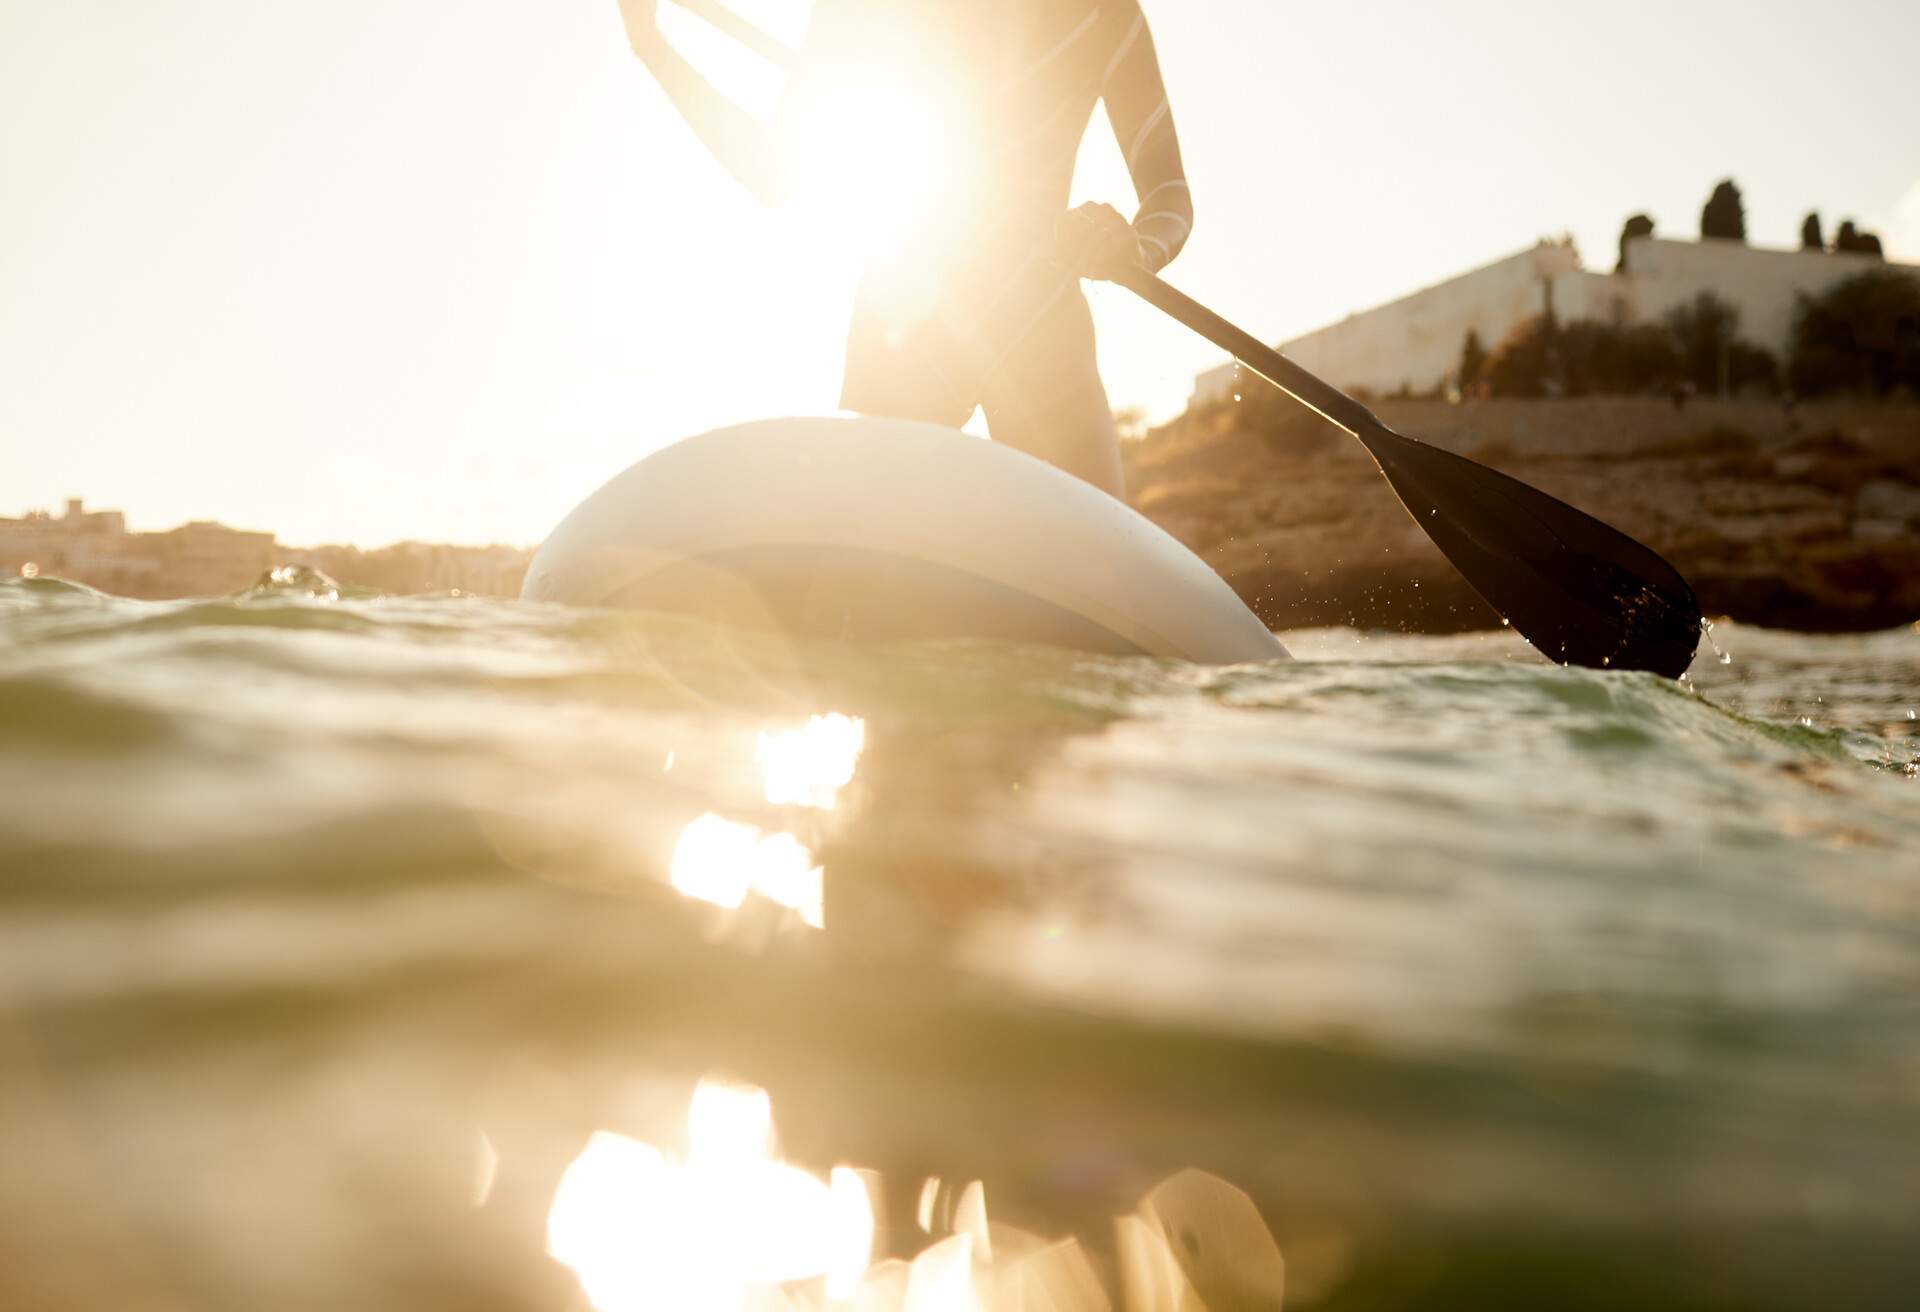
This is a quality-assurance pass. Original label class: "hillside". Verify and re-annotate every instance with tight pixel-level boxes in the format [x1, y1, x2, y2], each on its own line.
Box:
[1124, 395, 1920, 633]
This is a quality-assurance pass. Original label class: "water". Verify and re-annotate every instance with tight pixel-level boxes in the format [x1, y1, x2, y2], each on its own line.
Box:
[2, 574, 1917, 1310]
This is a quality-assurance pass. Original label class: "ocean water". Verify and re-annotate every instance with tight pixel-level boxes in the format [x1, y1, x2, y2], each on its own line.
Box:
[2, 573, 1917, 1311]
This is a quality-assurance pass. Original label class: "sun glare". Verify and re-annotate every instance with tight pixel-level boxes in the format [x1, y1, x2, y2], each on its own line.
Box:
[670, 812, 826, 928]
[546, 1079, 874, 1312]
[665, 714, 862, 930]
[758, 712, 866, 810]
[794, 86, 940, 258]
[544, 1079, 1275, 1310]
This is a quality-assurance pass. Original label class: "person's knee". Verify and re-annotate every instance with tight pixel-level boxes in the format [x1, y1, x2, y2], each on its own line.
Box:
[985, 397, 1123, 498]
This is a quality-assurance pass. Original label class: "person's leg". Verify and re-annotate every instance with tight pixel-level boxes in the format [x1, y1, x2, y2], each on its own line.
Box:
[839, 277, 981, 428]
[979, 288, 1125, 498]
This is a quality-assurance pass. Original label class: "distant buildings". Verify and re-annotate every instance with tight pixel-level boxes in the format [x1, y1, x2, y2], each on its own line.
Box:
[0, 498, 531, 598]
[1191, 235, 1917, 404]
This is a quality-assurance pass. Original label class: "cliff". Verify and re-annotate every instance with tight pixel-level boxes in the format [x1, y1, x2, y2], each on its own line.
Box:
[1124, 395, 1920, 634]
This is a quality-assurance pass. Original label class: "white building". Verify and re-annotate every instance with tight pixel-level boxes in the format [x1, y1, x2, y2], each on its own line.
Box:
[1191, 235, 1914, 405]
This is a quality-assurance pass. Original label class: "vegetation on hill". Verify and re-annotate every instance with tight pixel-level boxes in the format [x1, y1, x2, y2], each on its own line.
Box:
[1471, 292, 1776, 399]
[1789, 268, 1920, 396]
[1466, 267, 1919, 401]
[1627, 185, 1883, 260]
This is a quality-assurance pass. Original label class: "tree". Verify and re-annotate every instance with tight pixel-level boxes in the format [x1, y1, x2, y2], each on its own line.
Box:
[1800, 212, 1824, 250]
[1665, 292, 1739, 391]
[1789, 269, 1920, 396]
[1457, 329, 1489, 393]
[1616, 213, 1655, 272]
[1664, 292, 1775, 395]
[1832, 219, 1884, 257]
[1556, 320, 1682, 396]
[1481, 317, 1555, 398]
[1700, 179, 1746, 241]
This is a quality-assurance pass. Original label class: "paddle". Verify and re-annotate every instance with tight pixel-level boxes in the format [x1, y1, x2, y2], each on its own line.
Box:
[1111, 268, 1702, 677]
[661, 0, 796, 66]
[647, 0, 1704, 676]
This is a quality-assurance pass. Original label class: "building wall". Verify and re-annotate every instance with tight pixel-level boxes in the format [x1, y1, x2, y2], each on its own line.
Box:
[1192, 241, 1584, 404]
[1191, 235, 1916, 404]
[1618, 236, 1895, 359]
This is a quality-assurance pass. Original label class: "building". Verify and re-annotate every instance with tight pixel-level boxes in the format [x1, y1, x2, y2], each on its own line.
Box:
[1, 497, 532, 598]
[0, 499, 277, 596]
[1191, 235, 1915, 404]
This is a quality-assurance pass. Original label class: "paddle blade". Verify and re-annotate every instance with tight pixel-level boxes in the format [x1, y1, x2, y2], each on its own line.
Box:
[1361, 424, 1702, 677]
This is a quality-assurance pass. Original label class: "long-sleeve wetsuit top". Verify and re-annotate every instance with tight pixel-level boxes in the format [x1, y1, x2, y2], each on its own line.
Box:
[786, 0, 1192, 284]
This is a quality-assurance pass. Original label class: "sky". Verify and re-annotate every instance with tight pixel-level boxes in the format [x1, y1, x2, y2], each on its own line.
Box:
[2, 0, 1917, 547]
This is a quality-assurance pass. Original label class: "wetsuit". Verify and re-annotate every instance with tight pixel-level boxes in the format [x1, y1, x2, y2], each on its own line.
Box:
[798, 0, 1191, 494]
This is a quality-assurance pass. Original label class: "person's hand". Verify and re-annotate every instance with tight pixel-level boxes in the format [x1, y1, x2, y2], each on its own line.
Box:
[1054, 202, 1146, 282]
[617, 0, 666, 61]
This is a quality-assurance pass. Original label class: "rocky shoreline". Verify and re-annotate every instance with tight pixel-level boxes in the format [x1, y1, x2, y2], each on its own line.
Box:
[1124, 395, 1920, 635]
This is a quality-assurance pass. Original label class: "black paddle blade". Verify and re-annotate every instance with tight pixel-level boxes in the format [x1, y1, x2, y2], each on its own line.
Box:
[1106, 269, 1701, 674]
[1360, 423, 1702, 677]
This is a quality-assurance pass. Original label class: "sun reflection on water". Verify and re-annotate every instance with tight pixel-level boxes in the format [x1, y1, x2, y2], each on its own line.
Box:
[546, 1084, 1284, 1311]
[547, 1079, 874, 1312]
[671, 813, 825, 927]
[664, 714, 865, 929]
[758, 713, 866, 811]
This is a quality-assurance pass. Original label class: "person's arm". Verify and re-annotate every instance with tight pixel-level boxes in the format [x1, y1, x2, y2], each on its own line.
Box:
[1100, 5, 1192, 274]
[616, 0, 797, 206]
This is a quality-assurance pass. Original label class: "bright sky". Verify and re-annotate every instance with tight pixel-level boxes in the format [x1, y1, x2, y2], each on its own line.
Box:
[3, 0, 1916, 546]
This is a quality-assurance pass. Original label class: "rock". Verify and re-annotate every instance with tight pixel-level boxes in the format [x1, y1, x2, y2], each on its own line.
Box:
[1856, 479, 1920, 526]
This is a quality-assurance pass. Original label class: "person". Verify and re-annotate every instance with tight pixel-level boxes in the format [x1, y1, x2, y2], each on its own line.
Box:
[617, 0, 1194, 498]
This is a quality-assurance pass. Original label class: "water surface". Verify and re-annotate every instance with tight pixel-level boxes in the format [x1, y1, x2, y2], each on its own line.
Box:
[2, 575, 1916, 1309]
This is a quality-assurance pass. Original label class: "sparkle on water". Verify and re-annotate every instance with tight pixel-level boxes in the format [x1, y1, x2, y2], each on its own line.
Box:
[547, 1079, 877, 1311]
[547, 1078, 1276, 1312]
[758, 713, 866, 811]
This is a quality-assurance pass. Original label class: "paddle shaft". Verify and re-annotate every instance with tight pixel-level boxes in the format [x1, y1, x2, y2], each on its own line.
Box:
[1112, 266, 1386, 444]
[663, 0, 798, 67]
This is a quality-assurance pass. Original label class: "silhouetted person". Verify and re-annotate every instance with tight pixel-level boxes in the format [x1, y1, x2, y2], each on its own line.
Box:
[619, 0, 1194, 497]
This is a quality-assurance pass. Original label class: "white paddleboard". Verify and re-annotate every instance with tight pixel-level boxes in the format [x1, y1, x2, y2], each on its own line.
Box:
[523, 416, 1287, 664]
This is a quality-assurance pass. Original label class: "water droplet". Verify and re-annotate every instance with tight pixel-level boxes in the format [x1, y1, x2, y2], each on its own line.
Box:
[1700, 617, 1732, 667]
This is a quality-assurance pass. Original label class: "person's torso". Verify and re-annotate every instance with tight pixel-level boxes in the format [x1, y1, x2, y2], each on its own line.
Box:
[804, 0, 1135, 250]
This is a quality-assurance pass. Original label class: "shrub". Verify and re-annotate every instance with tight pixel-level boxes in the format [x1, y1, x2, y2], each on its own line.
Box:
[1664, 292, 1778, 395]
[1483, 315, 1689, 398]
[1482, 316, 1556, 397]
[1788, 268, 1920, 396]
[1559, 320, 1684, 395]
